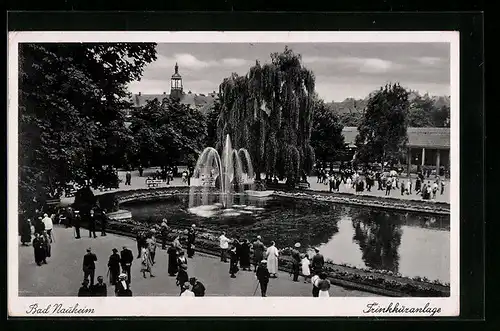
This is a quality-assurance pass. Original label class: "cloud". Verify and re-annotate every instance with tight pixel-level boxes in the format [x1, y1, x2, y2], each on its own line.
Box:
[221, 58, 250, 67]
[415, 56, 444, 66]
[147, 53, 250, 72]
[302, 56, 397, 73]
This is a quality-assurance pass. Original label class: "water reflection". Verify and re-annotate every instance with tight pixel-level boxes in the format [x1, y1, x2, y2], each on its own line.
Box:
[351, 209, 403, 274]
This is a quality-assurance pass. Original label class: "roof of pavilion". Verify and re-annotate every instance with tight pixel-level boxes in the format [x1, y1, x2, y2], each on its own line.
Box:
[342, 127, 450, 149]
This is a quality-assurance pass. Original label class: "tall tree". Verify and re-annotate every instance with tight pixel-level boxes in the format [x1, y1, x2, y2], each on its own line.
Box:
[129, 97, 208, 167]
[355, 83, 410, 166]
[217, 47, 316, 183]
[310, 100, 345, 164]
[19, 43, 157, 209]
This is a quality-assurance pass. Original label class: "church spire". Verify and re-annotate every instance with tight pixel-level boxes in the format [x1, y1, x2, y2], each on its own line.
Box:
[175, 62, 179, 74]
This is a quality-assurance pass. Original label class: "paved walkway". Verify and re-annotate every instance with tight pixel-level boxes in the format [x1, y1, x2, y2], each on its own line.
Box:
[18, 226, 377, 297]
[60, 167, 450, 205]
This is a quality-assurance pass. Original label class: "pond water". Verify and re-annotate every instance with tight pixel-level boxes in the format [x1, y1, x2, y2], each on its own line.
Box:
[122, 194, 450, 282]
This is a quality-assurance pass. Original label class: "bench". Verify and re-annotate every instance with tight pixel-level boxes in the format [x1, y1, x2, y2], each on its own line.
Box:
[295, 182, 310, 190]
[146, 179, 163, 188]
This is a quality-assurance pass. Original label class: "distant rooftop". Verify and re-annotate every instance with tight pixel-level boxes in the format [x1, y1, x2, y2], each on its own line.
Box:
[342, 126, 450, 149]
[130, 92, 217, 113]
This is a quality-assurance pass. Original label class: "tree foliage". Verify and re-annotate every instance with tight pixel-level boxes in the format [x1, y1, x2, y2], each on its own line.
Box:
[129, 97, 208, 167]
[407, 94, 450, 128]
[355, 83, 410, 166]
[216, 47, 316, 182]
[310, 100, 345, 163]
[19, 43, 157, 208]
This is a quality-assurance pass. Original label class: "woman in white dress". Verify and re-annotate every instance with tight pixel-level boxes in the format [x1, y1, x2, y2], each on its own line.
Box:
[301, 254, 311, 283]
[266, 241, 279, 278]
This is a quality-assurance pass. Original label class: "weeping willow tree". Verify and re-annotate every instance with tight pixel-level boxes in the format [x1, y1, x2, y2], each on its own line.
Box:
[216, 47, 316, 183]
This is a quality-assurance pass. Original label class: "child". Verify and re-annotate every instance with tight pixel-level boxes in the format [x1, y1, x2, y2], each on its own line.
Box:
[301, 254, 311, 283]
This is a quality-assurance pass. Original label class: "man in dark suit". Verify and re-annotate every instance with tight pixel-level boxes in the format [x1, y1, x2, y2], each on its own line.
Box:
[82, 248, 98, 286]
[107, 248, 121, 285]
[311, 248, 325, 275]
[120, 246, 133, 284]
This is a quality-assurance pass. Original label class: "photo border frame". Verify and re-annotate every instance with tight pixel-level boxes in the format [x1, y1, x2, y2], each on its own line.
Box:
[5, 11, 484, 323]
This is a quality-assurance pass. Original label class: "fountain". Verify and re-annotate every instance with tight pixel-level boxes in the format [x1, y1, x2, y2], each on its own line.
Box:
[188, 134, 272, 217]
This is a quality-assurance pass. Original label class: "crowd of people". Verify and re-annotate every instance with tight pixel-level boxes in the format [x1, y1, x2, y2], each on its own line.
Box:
[316, 165, 446, 200]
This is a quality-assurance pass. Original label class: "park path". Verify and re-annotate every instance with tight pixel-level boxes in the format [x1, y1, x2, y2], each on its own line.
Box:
[18, 226, 377, 297]
[60, 167, 450, 205]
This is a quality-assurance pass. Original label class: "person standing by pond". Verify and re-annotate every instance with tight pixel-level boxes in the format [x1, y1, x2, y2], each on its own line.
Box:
[317, 273, 331, 297]
[229, 245, 239, 278]
[219, 231, 230, 263]
[301, 253, 311, 283]
[73, 211, 81, 239]
[312, 248, 324, 275]
[266, 241, 279, 278]
[252, 236, 266, 272]
[239, 239, 252, 271]
[291, 243, 301, 282]
[256, 260, 270, 297]
[187, 224, 196, 258]
[160, 219, 169, 250]
[88, 209, 98, 239]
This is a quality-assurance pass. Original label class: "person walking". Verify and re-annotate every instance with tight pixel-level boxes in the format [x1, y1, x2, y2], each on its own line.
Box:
[136, 230, 146, 258]
[115, 274, 132, 296]
[266, 241, 279, 278]
[88, 209, 98, 239]
[301, 253, 311, 283]
[256, 260, 270, 297]
[42, 213, 54, 243]
[138, 165, 144, 177]
[385, 178, 392, 196]
[120, 246, 133, 284]
[140, 246, 155, 278]
[229, 246, 239, 278]
[32, 233, 46, 266]
[82, 248, 98, 286]
[91, 276, 107, 297]
[189, 277, 206, 297]
[291, 243, 301, 282]
[73, 210, 82, 239]
[176, 263, 189, 293]
[219, 231, 230, 262]
[252, 236, 266, 272]
[311, 273, 320, 297]
[125, 171, 132, 186]
[107, 248, 121, 286]
[187, 224, 196, 258]
[167, 242, 179, 276]
[21, 218, 32, 245]
[146, 231, 157, 265]
[311, 248, 325, 275]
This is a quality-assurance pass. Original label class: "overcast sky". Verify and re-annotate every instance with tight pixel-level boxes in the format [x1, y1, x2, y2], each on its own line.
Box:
[127, 43, 450, 102]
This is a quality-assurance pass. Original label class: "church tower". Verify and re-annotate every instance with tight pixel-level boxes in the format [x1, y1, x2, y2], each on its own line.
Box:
[170, 63, 183, 101]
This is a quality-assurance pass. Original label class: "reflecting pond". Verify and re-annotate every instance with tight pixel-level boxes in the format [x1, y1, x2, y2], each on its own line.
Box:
[122, 194, 450, 282]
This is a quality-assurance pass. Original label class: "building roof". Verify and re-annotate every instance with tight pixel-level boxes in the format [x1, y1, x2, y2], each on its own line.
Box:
[131, 92, 217, 109]
[342, 126, 450, 149]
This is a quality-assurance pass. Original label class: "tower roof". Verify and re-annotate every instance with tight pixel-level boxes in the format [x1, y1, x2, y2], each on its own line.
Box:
[171, 62, 182, 78]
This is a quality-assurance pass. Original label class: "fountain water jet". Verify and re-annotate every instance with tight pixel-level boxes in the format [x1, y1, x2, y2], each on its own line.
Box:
[188, 134, 256, 212]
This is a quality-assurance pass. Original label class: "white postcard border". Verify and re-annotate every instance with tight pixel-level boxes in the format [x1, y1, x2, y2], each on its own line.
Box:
[8, 31, 460, 317]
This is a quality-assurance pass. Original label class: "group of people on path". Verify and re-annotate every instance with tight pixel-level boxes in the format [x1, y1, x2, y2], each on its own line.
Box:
[218, 231, 331, 297]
